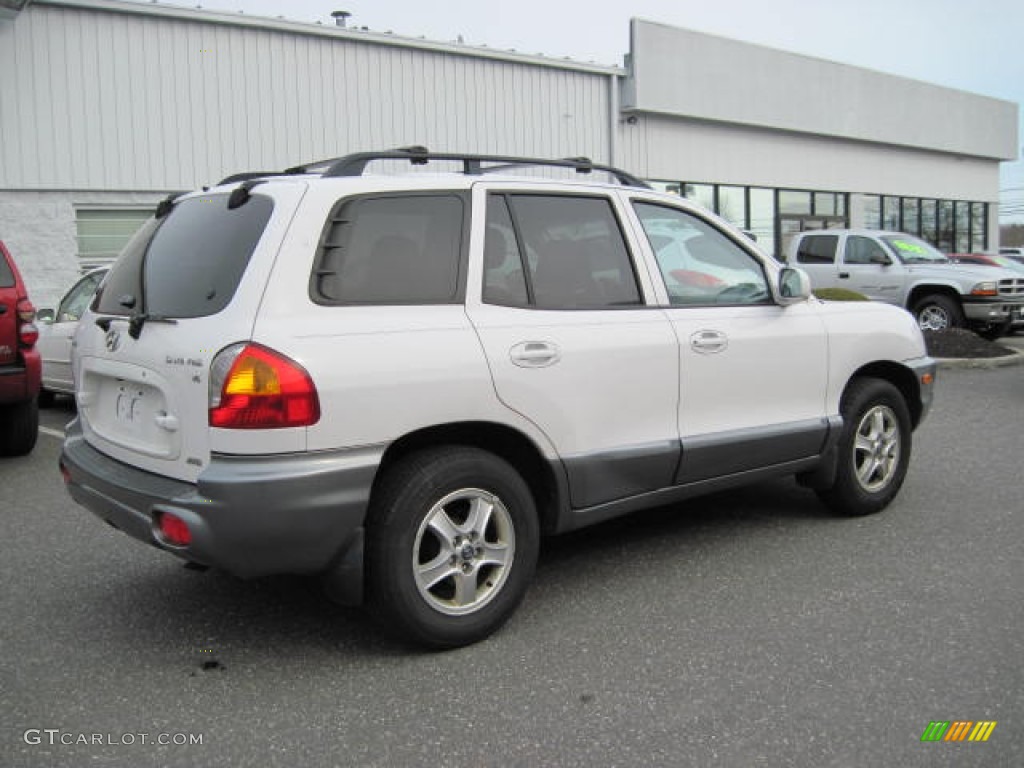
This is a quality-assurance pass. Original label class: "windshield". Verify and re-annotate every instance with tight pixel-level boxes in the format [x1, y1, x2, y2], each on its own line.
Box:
[880, 235, 949, 264]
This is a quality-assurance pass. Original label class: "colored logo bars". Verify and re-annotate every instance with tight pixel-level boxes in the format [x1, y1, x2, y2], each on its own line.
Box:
[921, 721, 997, 743]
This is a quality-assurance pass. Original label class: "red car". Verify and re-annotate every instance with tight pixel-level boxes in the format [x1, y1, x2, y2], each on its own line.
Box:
[0, 240, 40, 455]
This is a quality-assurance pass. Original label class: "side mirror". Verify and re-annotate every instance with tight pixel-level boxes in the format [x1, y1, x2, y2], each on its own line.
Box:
[870, 252, 892, 266]
[778, 267, 811, 304]
[36, 308, 55, 324]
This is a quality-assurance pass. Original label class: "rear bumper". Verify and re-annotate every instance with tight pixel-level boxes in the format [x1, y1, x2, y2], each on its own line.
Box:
[0, 349, 41, 403]
[60, 419, 382, 597]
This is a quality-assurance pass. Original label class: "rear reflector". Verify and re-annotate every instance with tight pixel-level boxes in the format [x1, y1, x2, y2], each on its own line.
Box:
[19, 322, 39, 347]
[157, 512, 192, 546]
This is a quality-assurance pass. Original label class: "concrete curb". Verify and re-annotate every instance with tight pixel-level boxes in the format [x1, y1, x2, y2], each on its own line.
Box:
[934, 347, 1024, 370]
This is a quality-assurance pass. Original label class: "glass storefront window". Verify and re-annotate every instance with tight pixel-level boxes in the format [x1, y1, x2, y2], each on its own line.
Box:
[954, 201, 970, 253]
[835, 194, 847, 218]
[971, 203, 987, 251]
[901, 199, 919, 236]
[863, 196, 881, 229]
[937, 200, 954, 252]
[920, 200, 937, 244]
[748, 188, 776, 258]
[814, 192, 836, 217]
[718, 186, 747, 227]
[684, 183, 716, 212]
[779, 190, 811, 215]
[650, 181, 682, 196]
[883, 196, 901, 230]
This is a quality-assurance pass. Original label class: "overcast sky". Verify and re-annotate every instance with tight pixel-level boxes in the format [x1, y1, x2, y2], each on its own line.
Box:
[158, 0, 1024, 223]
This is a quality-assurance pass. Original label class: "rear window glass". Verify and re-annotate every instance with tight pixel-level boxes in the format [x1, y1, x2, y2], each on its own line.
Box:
[0, 252, 14, 288]
[311, 194, 465, 305]
[93, 194, 274, 318]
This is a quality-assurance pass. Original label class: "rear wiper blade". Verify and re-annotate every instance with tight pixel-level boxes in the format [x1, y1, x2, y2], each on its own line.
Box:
[93, 313, 178, 338]
[128, 312, 178, 340]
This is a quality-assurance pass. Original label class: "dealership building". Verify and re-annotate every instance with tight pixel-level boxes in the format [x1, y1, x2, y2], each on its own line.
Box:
[1, 0, 1018, 306]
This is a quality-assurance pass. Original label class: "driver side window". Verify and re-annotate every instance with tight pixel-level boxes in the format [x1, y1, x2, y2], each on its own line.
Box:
[632, 202, 770, 306]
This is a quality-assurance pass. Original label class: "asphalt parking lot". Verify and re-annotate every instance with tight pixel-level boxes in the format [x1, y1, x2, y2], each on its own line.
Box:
[2, 364, 1021, 768]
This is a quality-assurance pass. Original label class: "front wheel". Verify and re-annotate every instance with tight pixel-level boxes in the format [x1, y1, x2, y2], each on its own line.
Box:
[913, 294, 963, 332]
[366, 446, 539, 648]
[816, 378, 912, 516]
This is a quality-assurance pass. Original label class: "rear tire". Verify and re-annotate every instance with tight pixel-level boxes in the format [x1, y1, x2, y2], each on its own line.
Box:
[913, 294, 963, 332]
[816, 378, 911, 516]
[37, 388, 56, 409]
[0, 397, 39, 456]
[366, 446, 539, 649]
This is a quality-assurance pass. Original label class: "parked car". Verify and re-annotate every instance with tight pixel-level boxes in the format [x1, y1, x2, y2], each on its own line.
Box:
[0, 239, 40, 455]
[949, 254, 1024, 331]
[61, 149, 936, 648]
[787, 230, 1024, 338]
[998, 247, 1024, 266]
[35, 268, 108, 406]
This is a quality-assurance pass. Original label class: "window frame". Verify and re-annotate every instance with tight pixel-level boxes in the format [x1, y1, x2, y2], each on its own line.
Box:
[485, 191, 646, 311]
[629, 198, 774, 308]
[309, 191, 472, 308]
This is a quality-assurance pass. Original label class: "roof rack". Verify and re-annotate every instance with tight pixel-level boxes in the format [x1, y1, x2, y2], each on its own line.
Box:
[216, 146, 650, 189]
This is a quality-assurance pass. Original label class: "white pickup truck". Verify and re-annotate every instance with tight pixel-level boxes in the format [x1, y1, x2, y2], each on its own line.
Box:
[788, 229, 1024, 338]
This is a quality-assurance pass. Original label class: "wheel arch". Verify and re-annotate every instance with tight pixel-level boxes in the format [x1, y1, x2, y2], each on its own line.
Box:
[846, 362, 923, 428]
[906, 283, 962, 312]
[373, 421, 568, 535]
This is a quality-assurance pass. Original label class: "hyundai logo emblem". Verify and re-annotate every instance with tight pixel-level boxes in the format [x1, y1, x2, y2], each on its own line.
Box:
[105, 328, 121, 352]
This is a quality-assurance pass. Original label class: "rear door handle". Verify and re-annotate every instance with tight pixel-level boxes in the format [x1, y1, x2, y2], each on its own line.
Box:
[838, 272, 850, 279]
[510, 341, 561, 368]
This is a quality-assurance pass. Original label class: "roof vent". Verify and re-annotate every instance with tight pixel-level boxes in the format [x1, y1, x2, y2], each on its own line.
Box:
[331, 10, 351, 28]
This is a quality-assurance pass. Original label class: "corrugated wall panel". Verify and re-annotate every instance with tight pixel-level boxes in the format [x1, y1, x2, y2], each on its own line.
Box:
[0, 5, 611, 191]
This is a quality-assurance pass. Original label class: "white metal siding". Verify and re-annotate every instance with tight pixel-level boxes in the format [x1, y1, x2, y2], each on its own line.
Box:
[0, 4, 611, 191]
[625, 20, 1018, 162]
[617, 114, 1000, 203]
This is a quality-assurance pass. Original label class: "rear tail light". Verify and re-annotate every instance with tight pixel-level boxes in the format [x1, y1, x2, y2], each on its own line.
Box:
[16, 299, 35, 322]
[209, 343, 320, 429]
[156, 512, 192, 546]
[15, 299, 37, 347]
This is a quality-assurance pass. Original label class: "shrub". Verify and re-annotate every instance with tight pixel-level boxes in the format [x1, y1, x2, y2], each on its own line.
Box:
[813, 287, 869, 302]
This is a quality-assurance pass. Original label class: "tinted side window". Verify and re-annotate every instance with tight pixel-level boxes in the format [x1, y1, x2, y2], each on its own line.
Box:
[312, 195, 464, 305]
[844, 236, 888, 265]
[482, 197, 529, 306]
[796, 235, 838, 265]
[505, 195, 641, 309]
[633, 202, 770, 306]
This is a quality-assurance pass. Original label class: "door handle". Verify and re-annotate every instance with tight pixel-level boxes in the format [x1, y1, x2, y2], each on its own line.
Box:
[690, 330, 728, 355]
[510, 341, 561, 368]
[838, 272, 850, 279]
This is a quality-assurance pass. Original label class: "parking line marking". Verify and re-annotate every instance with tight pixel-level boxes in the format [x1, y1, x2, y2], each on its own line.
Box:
[39, 426, 65, 439]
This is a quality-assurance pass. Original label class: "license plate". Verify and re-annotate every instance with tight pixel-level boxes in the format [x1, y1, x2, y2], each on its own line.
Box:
[115, 388, 142, 423]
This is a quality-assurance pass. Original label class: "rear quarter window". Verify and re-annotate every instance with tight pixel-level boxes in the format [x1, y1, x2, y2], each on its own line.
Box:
[796, 235, 838, 265]
[311, 194, 466, 305]
[0, 254, 14, 288]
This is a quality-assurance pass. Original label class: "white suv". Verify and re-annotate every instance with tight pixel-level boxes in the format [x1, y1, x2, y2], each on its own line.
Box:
[61, 149, 936, 647]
